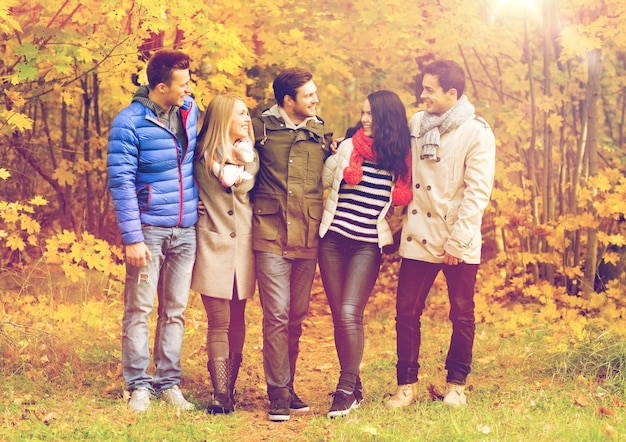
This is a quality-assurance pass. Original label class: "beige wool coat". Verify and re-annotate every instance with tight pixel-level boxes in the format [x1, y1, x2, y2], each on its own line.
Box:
[191, 152, 260, 300]
[400, 110, 495, 265]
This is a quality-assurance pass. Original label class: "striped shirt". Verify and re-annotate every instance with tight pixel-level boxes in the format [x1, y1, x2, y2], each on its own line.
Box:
[329, 161, 392, 243]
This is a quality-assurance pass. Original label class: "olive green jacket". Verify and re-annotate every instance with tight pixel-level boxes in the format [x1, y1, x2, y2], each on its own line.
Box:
[252, 105, 333, 259]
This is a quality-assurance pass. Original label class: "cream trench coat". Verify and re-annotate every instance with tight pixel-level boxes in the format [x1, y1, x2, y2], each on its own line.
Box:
[191, 153, 260, 299]
[399, 110, 496, 265]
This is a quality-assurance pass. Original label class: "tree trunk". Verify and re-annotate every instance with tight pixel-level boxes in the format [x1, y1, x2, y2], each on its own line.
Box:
[582, 48, 602, 298]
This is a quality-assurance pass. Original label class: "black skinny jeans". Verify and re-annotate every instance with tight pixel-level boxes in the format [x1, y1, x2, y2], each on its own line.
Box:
[318, 231, 382, 393]
[395, 258, 478, 385]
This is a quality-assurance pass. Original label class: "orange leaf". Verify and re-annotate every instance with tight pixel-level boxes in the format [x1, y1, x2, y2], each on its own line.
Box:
[598, 406, 615, 416]
[574, 395, 590, 407]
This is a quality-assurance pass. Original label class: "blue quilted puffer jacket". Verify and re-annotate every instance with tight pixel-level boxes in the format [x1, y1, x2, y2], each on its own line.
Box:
[107, 92, 199, 245]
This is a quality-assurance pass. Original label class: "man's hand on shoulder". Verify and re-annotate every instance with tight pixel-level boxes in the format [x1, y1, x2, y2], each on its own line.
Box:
[126, 242, 152, 268]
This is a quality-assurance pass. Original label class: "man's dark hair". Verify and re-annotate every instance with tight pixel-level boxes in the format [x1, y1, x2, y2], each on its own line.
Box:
[423, 60, 465, 98]
[146, 50, 191, 89]
[273, 67, 313, 106]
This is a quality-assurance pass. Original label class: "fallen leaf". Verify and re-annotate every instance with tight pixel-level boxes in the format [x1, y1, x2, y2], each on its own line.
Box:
[598, 406, 615, 416]
[313, 363, 333, 372]
[42, 412, 57, 425]
[476, 424, 491, 434]
[574, 395, 590, 407]
[360, 425, 378, 436]
[512, 402, 528, 414]
[602, 424, 614, 435]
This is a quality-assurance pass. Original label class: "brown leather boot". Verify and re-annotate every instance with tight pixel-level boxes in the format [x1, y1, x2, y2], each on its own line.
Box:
[207, 358, 234, 414]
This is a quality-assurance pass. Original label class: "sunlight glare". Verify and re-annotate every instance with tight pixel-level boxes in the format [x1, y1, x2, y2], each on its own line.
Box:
[490, 0, 541, 23]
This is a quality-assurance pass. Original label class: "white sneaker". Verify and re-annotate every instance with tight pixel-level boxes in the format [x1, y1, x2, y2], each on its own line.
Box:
[161, 385, 194, 410]
[384, 382, 419, 408]
[128, 387, 151, 412]
[442, 383, 467, 407]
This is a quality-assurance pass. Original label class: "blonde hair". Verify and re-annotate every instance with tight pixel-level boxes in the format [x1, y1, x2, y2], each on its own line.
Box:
[196, 94, 254, 174]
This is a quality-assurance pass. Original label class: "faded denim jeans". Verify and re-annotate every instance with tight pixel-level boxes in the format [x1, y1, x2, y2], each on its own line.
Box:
[255, 251, 316, 395]
[122, 225, 196, 393]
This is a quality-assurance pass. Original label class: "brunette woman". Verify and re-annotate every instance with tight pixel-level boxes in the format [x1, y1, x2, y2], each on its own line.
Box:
[318, 90, 412, 418]
[191, 94, 259, 413]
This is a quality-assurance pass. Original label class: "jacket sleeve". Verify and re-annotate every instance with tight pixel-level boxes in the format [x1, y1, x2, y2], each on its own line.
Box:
[107, 112, 144, 245]
[444, 122, 496, 259]
[234, 150, 260, 195]
[322, 151, 340, 189]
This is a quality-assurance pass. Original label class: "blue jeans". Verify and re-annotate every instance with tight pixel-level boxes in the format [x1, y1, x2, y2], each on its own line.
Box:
[122, 225, 196, 393]
[318, 231, 381, 393]
[395, 258, 478, 385]
[255, 251, 316, 394]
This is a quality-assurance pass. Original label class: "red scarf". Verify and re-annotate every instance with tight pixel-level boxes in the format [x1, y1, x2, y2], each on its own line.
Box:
[343, 128, 412, 206]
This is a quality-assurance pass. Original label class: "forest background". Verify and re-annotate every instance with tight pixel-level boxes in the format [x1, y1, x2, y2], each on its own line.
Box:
[1, 0, 626, 440]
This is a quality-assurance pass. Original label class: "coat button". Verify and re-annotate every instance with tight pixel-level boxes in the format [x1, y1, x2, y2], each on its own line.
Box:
[426, 185, 432, 191]
[407, 237, 412, 242]
[228, 210, 234, 216]
[426, 212, 432, 217]
[226, 188, 232, 194]
[415, 183, 420, 189]
[422, 239, 427, 244]
[436, 157, 441, 162]
[230, 232, 236, 238]
[412, 209, 417, 215]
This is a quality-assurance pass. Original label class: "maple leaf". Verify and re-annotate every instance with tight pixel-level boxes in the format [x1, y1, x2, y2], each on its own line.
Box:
[601, 251, 619, 266]
[28, 195, 48, 206]
[57, 229, 77, 245]
[6, 233, 25, 251]
[1, 110, 33, 131]
[19, 214, 40, 234]
[62, 262, 86, 282]
[52, 166, 76, 186]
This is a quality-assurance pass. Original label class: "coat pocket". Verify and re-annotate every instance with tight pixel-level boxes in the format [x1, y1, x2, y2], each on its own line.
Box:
[253, 197, 281, 241]
[306, 200, 323, 247]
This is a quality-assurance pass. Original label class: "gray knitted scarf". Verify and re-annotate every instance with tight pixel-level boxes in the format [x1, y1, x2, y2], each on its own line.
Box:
[419, 95, 475, 160]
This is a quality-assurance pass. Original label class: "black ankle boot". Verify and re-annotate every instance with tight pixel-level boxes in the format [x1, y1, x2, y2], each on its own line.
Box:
[229, 353, 242, 403]
[207, 358, 234, 414]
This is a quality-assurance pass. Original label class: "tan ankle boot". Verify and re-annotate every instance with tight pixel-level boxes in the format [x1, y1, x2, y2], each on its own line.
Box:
[384, 382, 419, 408]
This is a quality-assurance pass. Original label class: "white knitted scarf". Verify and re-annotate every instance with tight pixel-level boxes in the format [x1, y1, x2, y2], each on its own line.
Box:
[419, 95, 475, 160]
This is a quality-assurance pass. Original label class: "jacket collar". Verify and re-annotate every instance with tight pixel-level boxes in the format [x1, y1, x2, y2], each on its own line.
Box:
[261, 104, 326, 135]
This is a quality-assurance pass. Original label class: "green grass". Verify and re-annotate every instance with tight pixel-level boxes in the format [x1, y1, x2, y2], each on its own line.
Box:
[1, 266, 625, 441]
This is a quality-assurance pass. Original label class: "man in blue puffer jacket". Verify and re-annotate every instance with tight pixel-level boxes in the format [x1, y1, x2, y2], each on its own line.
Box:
[107, 49, 199, 412]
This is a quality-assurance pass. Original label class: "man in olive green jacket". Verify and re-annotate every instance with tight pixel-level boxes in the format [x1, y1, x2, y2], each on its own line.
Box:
[251, 67, 333, 422]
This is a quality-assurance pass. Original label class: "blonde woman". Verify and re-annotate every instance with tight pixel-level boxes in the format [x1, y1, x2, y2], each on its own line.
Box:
[191, 94, 259, 414]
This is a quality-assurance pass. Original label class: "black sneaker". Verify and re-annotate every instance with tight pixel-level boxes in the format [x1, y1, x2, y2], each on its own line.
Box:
[354, 387, 364, 408]
[268, 388, 291, 422]
[327, 391, 357, 418]
[354, 377, 364, 407]
[289, 390, 310, 413]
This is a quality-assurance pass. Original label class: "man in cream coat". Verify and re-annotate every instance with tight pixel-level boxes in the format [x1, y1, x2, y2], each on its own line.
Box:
[385, 60, 496, 408]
